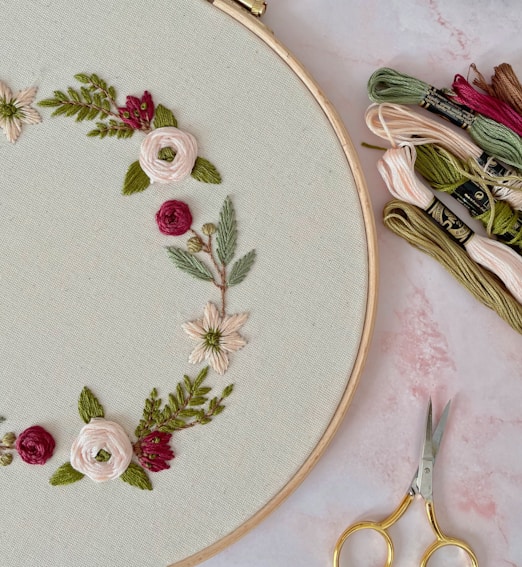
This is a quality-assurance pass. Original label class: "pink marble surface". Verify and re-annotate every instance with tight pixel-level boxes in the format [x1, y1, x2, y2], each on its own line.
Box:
[202, 2, 522, 566]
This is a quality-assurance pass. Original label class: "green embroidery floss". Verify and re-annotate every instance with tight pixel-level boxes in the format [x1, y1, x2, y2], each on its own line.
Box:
[414, 144, 522, 252]
[368, 67, 522, 169]
[383, 199, 522, 334]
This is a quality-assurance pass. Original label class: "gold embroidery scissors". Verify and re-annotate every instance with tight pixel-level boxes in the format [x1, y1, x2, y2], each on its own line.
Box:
[333, 399, 478, 566]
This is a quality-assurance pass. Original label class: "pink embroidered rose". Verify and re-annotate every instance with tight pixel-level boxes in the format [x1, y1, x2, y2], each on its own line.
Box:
[139, 126, 198, 184]
[156, 200, 193, 236]
[15, 425, 55, 465]
[70, 418, 133, 482]
[118, 91, 154, 130]
[135, 431, 175, 472]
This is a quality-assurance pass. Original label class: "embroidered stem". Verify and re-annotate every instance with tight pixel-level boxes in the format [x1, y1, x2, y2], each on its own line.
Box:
[189, 229, 228, 317]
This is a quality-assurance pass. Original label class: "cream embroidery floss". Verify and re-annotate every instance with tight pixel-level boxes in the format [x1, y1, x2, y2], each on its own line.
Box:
[377, 144, 522, 305]
[365, 102, 522, 211]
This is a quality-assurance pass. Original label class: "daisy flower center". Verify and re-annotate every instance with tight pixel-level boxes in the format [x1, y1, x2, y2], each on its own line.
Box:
[204, 328, 222, 350]
[0, 100, 19, 119]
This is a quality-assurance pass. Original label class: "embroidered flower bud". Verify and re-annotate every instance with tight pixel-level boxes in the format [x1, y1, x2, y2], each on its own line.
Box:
[0, 453, 13, 466]
[135, 431, 175, 473]
[118, 91, 154, 130]
[202, 223, 216, 236]
[187, 236, 203, 253]
[156, 200, 193, 236]
[16, 425, 55, 465]
[1, 432, 16, 448]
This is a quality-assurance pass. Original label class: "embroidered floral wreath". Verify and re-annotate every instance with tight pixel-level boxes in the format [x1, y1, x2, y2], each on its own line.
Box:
[1, 74, 257, 490]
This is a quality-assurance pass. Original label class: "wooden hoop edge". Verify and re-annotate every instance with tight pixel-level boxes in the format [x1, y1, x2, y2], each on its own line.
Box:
[170, 2, 379, 565]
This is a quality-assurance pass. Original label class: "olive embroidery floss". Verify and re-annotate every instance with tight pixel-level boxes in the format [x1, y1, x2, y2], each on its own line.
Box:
[364, 103, 522, 211]
[367, 67, 522, 169]
[383, 199, 522, 334]
[472, 63, 522, 116]
[414, 144, 522, 252]
[38, 73, 222, 194]
[451, 74, 522, 137]
[377, 145, 522, 304]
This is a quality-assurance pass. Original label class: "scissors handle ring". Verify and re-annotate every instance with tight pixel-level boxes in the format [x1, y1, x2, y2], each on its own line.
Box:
[422, 500, 479, 567]
[333, 521, 394, 567]
[332, 492, 414, 567]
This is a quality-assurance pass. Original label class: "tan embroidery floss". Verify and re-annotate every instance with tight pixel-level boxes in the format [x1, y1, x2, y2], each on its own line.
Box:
[472, 63, 522, 117]
[383, 199, 522, 334]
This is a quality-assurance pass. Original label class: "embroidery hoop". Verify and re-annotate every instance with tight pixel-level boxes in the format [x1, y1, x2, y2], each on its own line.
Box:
[0, 0, 377, 565]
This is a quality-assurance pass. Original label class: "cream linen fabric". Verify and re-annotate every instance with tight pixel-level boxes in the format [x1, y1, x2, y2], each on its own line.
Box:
[0, 0, 369, 565]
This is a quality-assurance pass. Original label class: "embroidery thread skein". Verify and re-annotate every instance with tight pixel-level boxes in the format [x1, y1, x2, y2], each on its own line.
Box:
[367, 67, 522, 169]
[472, 63, 522, 116]
[377, 145, 522, 304]
[383, 199, 522, 334]
[414, 144, 522, 252]
[364, 103, 522, 210]
[451, 74, 522, 137]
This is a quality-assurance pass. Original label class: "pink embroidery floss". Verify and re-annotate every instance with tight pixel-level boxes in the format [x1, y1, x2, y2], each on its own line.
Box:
[365, 103, 522, 211]
[377, 144, 522, 305]
[451, 74, 522, 137]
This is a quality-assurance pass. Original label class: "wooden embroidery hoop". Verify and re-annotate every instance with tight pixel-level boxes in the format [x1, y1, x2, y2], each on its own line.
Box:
[0, 0, 377, 565]
[174, 1, 378, 565]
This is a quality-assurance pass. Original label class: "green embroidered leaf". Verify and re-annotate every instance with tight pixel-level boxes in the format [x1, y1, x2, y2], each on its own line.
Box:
[216, 196, 237, 266]
[49, 462, 85, 486]
[153, 104, 178, 128]
[74, 73, 91, 84]
[120, 463, 153, 491]
[88, 120, 134, 139]
[193, 366, 209, 390]
[166, 247, 214, 281]
[191, 157, 222, 184]
[222, 384, 234, 398]
[122, 161, 151, 195]
[78, 387, 105, 423]
[228, 249, 256, 286]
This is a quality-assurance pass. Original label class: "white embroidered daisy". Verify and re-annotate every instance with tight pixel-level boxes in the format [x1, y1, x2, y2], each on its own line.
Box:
[183, 302, 248, 375]
[0, 81, 41, 143]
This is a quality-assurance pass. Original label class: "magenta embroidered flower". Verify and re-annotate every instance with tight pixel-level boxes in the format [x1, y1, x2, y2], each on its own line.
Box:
[15, 425, 55, 465]
[156, 200, 193, 236]
[118, 91, 154, 130]
[135, 431, 175, 472]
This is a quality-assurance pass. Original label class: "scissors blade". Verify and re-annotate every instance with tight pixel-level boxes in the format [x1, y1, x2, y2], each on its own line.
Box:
[432, 399, 451, 463]
[415, 398, 453, 500]
[417, 399, 434, 500]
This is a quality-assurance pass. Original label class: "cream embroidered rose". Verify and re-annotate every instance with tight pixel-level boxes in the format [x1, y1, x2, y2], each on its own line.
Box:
[70, 418, 133, 482]
[139, 126, 198, 184]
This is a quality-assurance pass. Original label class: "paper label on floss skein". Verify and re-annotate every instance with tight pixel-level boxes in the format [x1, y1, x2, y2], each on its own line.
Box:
[452, 181, 491, 216]
[426, 198, 474, 246]
[477, 152, 517, 178]
[420, 87, 476, 130]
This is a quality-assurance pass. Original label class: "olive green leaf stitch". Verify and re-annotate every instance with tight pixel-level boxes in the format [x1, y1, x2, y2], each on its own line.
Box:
[49, 462, 85, 486]
[122, 161, 151, 195]
[120, 463, 152, 491]
[78, 386, 105, 423]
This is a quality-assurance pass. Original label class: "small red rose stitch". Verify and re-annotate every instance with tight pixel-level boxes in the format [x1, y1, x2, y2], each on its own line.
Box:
[135, 431, 175, 472]
[156, 200, 193, 236]
[118, 91, 154, 130]
[15, 425, 55, 465]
